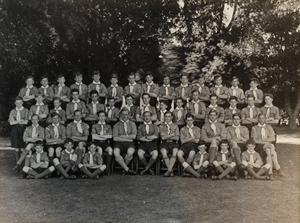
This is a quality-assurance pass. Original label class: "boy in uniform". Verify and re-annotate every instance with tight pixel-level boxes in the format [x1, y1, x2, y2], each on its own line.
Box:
[66, 89, 87, 121]
[193, 142, 210, 178]
[136, 93, 157, 123]
[172, 98, 187, 129]
[206, 94, 225, 123]
[70, 72, 89, 102]
[241, 95, 261, 129]
[29, 93, 49, 127]
[227, 76, 245, 104]
[187, 90, 206, 127]
[142, 72, 159, 106]
[191, 75, 210, 103]
[107, 74, 123, 107]
[18, 76, 38, 108]
[260, 94, 280, 125]
[124, 73, 142, 105]
[53, 75, 71, 107]
[224, 96, 241, 126]
[88, 70, 107, 103]
[245, 78, 264, 105]
[47, 97, 67, 125]
[105, 97, 120, 125]
[38, 76, 54, 105]
[175, 74, 191, 102]
[210, 75, 228, 105]
[85, 90, 105, 125]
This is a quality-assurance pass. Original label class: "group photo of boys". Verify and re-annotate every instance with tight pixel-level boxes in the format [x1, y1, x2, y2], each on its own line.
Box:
[0, 0, 299, 222]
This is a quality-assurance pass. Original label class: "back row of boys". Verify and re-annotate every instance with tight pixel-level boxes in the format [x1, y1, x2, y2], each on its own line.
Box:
[9, 71, 282, 179]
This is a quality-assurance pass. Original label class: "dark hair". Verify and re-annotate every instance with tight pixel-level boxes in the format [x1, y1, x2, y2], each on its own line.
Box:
[143, 111, 152, 116]
[232, 113, 241, 119]
[15, 96, 23, 101]
[93, 70, 100, 76]
[229, 96, 238, 101]
[51, 113, 61, 119]
[64, 138, 74, 145]
[71, 89, 79, 94]
[97, 110, 106, 116]
[90, 90, 99, 96]
[35, 141, 44, 147]
[185, 113, 194, 120]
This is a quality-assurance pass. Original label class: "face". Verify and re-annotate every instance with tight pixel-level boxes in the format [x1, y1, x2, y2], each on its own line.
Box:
[198, 146, 206, 153]
[65, 142, 73, 151]
[247, 144, 256, 152]
[181, 76, 188, 84]
[128, 75, 135, 83]
[232, 115, 241, 126]
[126, 97, 133, 105]
[163, 77, 170, 85]
[160, 103, 167, 111]
[250, 81, 258, 88]
[41, 78, 48, 86]
[35, 145, 43, 153]
[230, 99, 237, 107]
[111, 77, 118, 85]
[135, 73, 141, 81]
[74, 111, 82, 121]
[232, 79, 239, 87]
[93, 74, 100, 82]
[247, 97, 255, 106]
[198, 77, 205, 85]
[165, 113, 172, 123]
[26, 78, 34, 86]
[186, 117, 194, 126]
[15, 100, 23, 108]
[258, 115, 266, 124]
[121, 111, 129, 121]
[215, 77, 222, 85]
[108, 99, 115, 107]
[31, 115, 39, 125]
[210, 96, 218, 105]
[72, 91, 79, 100]
[192, 91, 199, 101]
[220, 143, 229, 152]
[143, 95, 150, 104]
[52, 115, 60, 124]
[144, 112, 151, 123]
[75, 75, 83, 83]
[98, 112, 106, 122]
[58, 77, 65, 84]
[53, 99, 61, 108]
[36, 95, 43, 103]
[209, 111, 218, 122]
[176, 99, 183, 107]
[89, 144, 97, 153]
[265, 96, 273, 105]
[91, 93, 99, 102]
[146, 75, 153, 82]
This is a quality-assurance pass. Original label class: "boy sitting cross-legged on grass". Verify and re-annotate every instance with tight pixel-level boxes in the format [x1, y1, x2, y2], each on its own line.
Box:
[78, 142, 107, 179]
[22, 141, 55, 179]
[192, 141, 209, 178]
[212, 140, 237, 180]
[241, 139, 271, 180]
[53, 138, 78, 179]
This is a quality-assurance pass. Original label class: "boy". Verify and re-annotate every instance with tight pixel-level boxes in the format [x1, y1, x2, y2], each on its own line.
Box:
[224, 96, 241, 125]
[38, 76, 54, 105]
[66, 89, 87, 121]
[70, 72, 89, 102]
[241, 95, 261, 127]
[53, 138, 78, 179]
[201, 110, 227, 165]
[251, 114, 283, 176]
[210, 75, 228, 105]
[159, 111, 180, 177]
[85, 90, 105, 124]
[22, 141, 55, 179]
[172, 97, 187, 128]
[29, 94, 49, 126]
[191, 75, 210, 102]
[113, 108, 137, 175]
[156, 99, 169, 125]
[206, 94, 225, 123]
[105, 97, 120, 125]
[9, 97, 29, 163]
[53, 75, 71, 106]
[47, 97, 67, 124]
[227, 76, 245, 104]
[178, 114, 201, 178]
[137, 111, 159, 175]
[136, 93, 157, 122]
[142, 72, 159, 102]
[121, 94, 138, 122]
[212, 140, 237, 180]
[158, 76, 175, 102]
[107, 74, 123, 107]
[260, 94, 280, 125]
[245, 78, 264, 104]
[88, 70, 107, 103]
[241, 139, 271, 180]
[187, 90, 206, 127]
[45, 113, 66, 163]
[124, 73, 142, 103]
[13, 114, 45, 172]
[175, 74, 191, 102]
[91, 111, 113, 175]
[193, 142, 210, 178]
[18, 76, 38, 108]
[78, 142, 107, 179]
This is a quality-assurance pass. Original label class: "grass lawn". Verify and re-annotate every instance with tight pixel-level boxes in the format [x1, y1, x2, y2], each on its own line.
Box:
[0, 143, 299, 223]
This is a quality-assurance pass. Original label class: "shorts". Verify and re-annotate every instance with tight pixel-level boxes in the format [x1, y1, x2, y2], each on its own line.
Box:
[32, 167, 48, 174]
[160, 140, 179, 152]
[94, 140, 111, 150]
[138, 140, 158, 154]
[45, 144, 63, 151]
[180, 142, 198, 154]
[114, 142, 135, 154]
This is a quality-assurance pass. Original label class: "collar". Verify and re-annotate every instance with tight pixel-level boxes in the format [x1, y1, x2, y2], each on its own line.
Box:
[198, 151, 207, 155]
[191, 100, 200, 104]
[215, 84, 223, 88]
[250, 87, 258, 91]
[93, 81, 101, 85]
[52, 123, 60, 127]
[221, 150, 229, 154]
[74, 120, 82, 124]
[108, 106, 115, 110]
[92, 101, 99, 105]
[111, 84, 118, 88]
[72, 99, 80, 103]
[98, 121, 106, 125]
[121, 119, 129, 124]
[36, 103, 44, 106]
[65, 149, 74, 154]
[257, 123, 266, 128]
[181, 84, 188, 88]
[196, 83, 205, 87]
[32, 124, 39, 128]
[264, 104, 273, 108]
[129, 82, 136, 86]
[175, 107, 184, 110]
[36, 150, 43, 154]
[247, 150, 255, 155]
[248, 105, 255, 109]
[54, 107, 62, 111]
[41, 85, 49, 89]
[165, 122, 173, 125]
[229, 106, 237, 110]
[163, 84, 170, 88]
[209, 120, 217, 125]
[160, 109, 167, 113]
[143, 103, 150, 107]
[58, 84, 65, 87]
[75, 82, 82, 85]
[187, 125, 194, 129]
[208, 104, 218, 109]
[89, 151, 95, 156]
[231, 86, 238, 89]
[26, 85, 33, 89]
[232, 124, 240, 128]
[16, 106, 24, 111]
[146, 81, 154, 86]
[144, 121, 152, 125]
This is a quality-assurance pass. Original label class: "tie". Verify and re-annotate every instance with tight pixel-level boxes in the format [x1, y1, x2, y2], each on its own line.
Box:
[36, 105, 41, 115]
[234, 126, 241, 139]
[100, 124, 104, 135]
[194, 102, 199, 114]
[92, 103, 97, 114]
[73, 101, 78, 111]
[181, 87, 185, 98]
[43, 87, 47, 95]
[145, 124, 150, 134]
[199, 154, 204, 167]
[188, 127, 194, 138]
[96, 84, 100, 93]
[108, 109, 112, 119]
[55, 108, 61, 114]
[78, 84, 82, 95]
[112, 86, 117, 97]
[216, 87, 220, 96]
[249, 107, 254, 119]
[221, 152, 226, 162]
[89, 153, 94, 165]
[177, 109, 182, 120]
[53, 125, 59, 138]
[232, 87, 237, 96]
[266, 107, 271, 119]
[211, 123, 217, 135]
[76, 122, 83, 134]
[36, 153, 41, 163]
[124, 122, 128, 135]
[166, 123, 171, 135]
[32, 126, 37, 138]
[252, 89, 257, 100]
[198, 86, 202, 94]
[16, 108, 21, 121]
[25, 88, 31, 96]
[249, 152, 254, 164]
[58, 85, 62, 96]
[261, 126, 266, 139]
[164, 86, 169, 96]
[160, 112, 165, 123]
[129, 84, 134, 93]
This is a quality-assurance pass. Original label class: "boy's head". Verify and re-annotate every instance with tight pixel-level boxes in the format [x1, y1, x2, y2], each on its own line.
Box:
[208, 110, 218, 122]
[145, 73, 153, 83]
[26, 76, 34, 86]
[231, 76, 239, 87]
[90, 90, 99, 102]
[110, 74, 118, 85]
[143, 111, 152, 123]
[107, 97, 115, 107]
[98, 110, 106, 122]
[163, 76, 170, 85]
[219, 140, 229, 152]
[264, 94, 273, 105]
[125, 94, 134, 105]
[232, 114, 241, 126]
[74, 72, 83, 83]
[128, 73, 136, 84]
[197, 141, 207, 153]
[214, 75, 222, 85]
[229, 96, 238, 107]
[258, 114, 266, 125]
[52, 113, 61, 124]
[92, 70, 101, 82]
[175, 98, 183, 107]
[57, 75, 66, 84]
[35, 94, 44, 103]
[120, 108, 129, 121]
[35, 141, 44, 153]
[74, 110, 82, 121]
[142, 93, 151, 104]
[250, 78, 259, 88]
[64, 138, 74, 151]
[191, 90, 199, 101]
[247, 95, 255, 106]
[31, 114, 39, 125]
[180, 74, 189, 85]
[246, 139, 256, 152]
[40, 77, 49, 87]
[88, 142, 97, 153]
[15, 96, 23, 108]
[197, 75, 205, 85]
[159, 100, 168, 111]
[210, 94, 218, 105]
[185, 113, 194, 126]
[53, 97, 61, 108]
[164, 111, 173, 123]
[71, 89, 80, 100]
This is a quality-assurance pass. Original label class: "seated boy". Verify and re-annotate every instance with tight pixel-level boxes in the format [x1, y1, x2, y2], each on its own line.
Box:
[193, 142, 210, 178]
[78, 142, 107, 179]
[22, 141, 55, 179]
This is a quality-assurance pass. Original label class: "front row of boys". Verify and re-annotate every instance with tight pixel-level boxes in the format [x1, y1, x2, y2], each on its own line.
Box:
[13, 104, 283, 180]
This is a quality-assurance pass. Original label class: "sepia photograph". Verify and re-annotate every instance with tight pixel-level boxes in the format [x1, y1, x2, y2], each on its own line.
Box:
[0, 0, 299, 222]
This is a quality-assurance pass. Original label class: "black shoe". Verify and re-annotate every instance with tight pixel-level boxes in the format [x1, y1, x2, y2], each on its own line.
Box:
[127, 169, 136, 175]
[13, 165, 20, 173]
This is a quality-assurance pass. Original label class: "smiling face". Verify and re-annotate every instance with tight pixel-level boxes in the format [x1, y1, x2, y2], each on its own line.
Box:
[214, 77, 222, 85]
[111, 77, 118, 85]
[163, 76, 170, 85]
[75, 75, 83, 83]
[176, 99, 183, 108]
[35, 144, 43, 153]
[231, 79, 239, 87]
[192, 91, 199, 101]
[91, 93, 99, 102]
[53, 99, 61, 108]
[98, 112, 106, 122]
[210, 96, 218, 106]
[26, 78, 34, 86]
[93, 74, 100, 82]
[250, 80, 258, 88]
[247, 96, 255, 106]
[120, 110, 129, 122]
[89, 144, 97, 153]
[41, 78, 48, 87]
[232, 115, 241, 126]
[142, 94, 151, 105]
[15, 99, 23, 108]
[164, 113, 173, 123]
[143, 112, 152, 123]
[72, 91, 80, 101]
[229, 98, 237, 107]
[264, 96, 273, 105]
[247, 143, 256, 152]
[186, 116, 194, 127]
[160, 102, 167, 111]
[57, 76, 65, 85]
[220, 142, 229, 153]
[128, 74, 135, 84]
[31, 115, 39, 126]
[52, 115, 60, 125]
[258, 114, 266, 125]
[209, 111, 218, 122]
[181, 75, 189, 85]
[65, 141, 73, 151]
[125, 96, 133, 105]
[146, 75, 153, 83]
[74, 111, 82, 122]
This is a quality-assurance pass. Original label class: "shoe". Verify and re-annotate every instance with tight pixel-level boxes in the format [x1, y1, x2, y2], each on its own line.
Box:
[170, 171, 174, 177]
[164, 171, 170, 177]
[148, 169, 155, 176]
[13, 165, 20, 173]
[127, 169, 136, 175]
[277, 169, 285, 177]
[140, 170, 146, 176]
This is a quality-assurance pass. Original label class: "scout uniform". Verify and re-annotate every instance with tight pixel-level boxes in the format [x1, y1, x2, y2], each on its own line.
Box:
[70, 82, 89, 102]
[66, 100, 87, 120]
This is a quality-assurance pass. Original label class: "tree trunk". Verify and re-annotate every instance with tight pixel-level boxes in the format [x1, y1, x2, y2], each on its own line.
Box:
[285, 85, 300, 130]
[289, 113, 298, 130]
